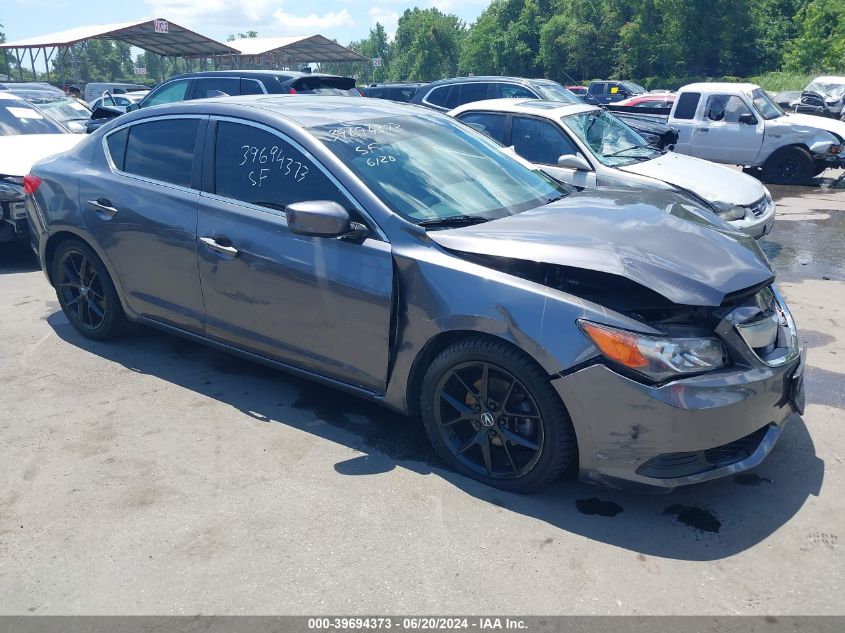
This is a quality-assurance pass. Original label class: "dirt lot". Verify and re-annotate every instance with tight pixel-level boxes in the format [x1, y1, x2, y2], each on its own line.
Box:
[1, 175, 843, 615]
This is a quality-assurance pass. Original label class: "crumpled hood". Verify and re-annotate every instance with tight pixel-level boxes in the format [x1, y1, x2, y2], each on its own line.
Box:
[430, 189, 774, 307]
[618, 151, 765, 207]
[0, 134, 83, 177]
[777, 113, 845, 140]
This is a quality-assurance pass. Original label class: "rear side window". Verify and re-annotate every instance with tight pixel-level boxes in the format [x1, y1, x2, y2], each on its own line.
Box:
[389, 87, 417, 102]
[106, 128, 129, 170]
[240, 79, 265, 95]
[512, 116, 580, 165]
[213, 121, 348, 211]
[588, 83, 606, 95]
[425, 86, 451, 107]
[122, 118, 199, 188]
[673, 92, 701, 119]
[143, 80, 190, 107]
[191, 77, 239, 99]
[459, 83, 489, 105]
[457, 112, 507, 144]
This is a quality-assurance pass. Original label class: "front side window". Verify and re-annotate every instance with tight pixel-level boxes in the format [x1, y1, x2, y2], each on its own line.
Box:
[512, 116, 580, 165]
[498, 84, 536, 99]
[457, 112, 507, 143]
[143, 80, 190, 107]
[562, 109, 659, 167]
[311, 113, 566, 224]
[705, 94, 753, 123]
[191, 78, 239, 100]
[121, 118, 199, 187]
[214, 121, 347, 211]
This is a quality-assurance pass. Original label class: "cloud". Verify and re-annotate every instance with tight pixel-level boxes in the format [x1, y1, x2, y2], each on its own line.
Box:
[272, 8, 354, 32]
[368, 7, 400, 36]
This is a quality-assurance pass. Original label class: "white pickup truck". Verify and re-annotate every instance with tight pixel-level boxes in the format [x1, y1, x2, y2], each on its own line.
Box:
[612, 82, 845, 185]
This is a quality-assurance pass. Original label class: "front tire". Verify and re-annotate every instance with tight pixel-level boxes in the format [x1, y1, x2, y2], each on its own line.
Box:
[52, 239, 129, 340]
[762, 146, 814, 185]
[420, 336, 577, 493]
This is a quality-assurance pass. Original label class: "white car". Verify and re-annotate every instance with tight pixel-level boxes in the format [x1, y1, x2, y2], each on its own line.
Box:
[0, 95, 83, 243]
[449, 98, 775, 239]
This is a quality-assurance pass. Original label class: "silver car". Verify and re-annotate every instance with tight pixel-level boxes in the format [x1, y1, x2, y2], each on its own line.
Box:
[26, 96, 804, 492]
[450, 99, 776, 239]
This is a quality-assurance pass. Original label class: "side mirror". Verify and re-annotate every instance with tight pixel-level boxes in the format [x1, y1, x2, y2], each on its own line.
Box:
[285, 201, 368, 240]
[738, 113, 758, 125]
[557, 154, 591, 171]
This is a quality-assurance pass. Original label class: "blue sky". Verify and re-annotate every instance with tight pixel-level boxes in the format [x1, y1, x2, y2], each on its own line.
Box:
[3, 0, 491, 45]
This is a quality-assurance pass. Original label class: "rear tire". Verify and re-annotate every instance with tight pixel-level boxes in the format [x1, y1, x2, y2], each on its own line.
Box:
[419, 336, 577, 493]
[52, 239, 130, 340]
[762, 146, 814, 185]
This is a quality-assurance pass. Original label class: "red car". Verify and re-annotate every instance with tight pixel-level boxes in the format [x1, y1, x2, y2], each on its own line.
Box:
[615, 93, 676, 108]
[566, 85, 588, 97]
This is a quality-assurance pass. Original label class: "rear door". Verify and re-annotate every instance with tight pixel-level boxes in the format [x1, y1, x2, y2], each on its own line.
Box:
[195, 118, 394, 392]
[82, 116, 206, 332]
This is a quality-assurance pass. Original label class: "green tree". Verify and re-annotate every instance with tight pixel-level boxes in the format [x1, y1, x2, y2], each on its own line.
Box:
[389, 8, 465, 81]
[783, 0, 845, 72]
[227, 31, 258, 42]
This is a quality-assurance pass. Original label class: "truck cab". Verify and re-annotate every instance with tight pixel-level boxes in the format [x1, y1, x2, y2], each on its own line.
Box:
[587, 80, 646, 105]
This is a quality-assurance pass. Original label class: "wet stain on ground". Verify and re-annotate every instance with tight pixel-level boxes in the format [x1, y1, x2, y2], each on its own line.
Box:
[804, 365, 845, 410]
[733, 473, 772, 486]
[663, 504, 721, 533]
[575, 498, 624, 517]
[799, 329, 837, 349]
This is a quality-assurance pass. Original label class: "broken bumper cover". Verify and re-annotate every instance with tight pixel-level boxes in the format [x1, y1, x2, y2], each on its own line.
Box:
[552, 349, 805, 491]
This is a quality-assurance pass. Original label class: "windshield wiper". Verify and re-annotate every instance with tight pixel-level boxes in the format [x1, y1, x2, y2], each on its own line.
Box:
[604, 144, 661, 158]
[417, 215, 490, 228]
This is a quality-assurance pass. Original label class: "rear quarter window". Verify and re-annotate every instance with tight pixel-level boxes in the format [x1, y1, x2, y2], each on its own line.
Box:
[673, 92, 701, 119]
[424, 86, 451, 107]
[121, 118, 199, 188]
[106, 128, 129, 170]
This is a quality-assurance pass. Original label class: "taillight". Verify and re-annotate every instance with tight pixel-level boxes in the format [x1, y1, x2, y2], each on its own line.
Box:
[288, 87, 297, 95]
[23, 174, 42, 195]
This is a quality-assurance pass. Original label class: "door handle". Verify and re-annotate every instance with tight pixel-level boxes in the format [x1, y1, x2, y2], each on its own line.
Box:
[199, 236, 239, 257]
[694, 127, 710, 133]
[87, 198, 118, 217]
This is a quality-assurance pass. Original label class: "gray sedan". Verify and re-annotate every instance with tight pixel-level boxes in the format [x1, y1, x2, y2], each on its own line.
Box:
[25, 96, 805, 492]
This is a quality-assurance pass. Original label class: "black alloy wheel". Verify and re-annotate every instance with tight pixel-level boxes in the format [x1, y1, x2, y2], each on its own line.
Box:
[420, 336, 577, 492]
[52, 239, 129, 340]
[762, 146, 814, 185]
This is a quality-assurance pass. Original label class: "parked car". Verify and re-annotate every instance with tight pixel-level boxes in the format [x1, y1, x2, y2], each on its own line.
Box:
[772, 90, 801, 112]
[413, 76, 678, 149]
[566, 85, 588, 98]
[586, 80, 646, 104]
[26, 95, 804, 493]
[0, 82, 64, 95]
[0, 95, 82, 243]
[450, 99, 774, 238]
[411, 76, 583, 111]
[793, 76, 845, 120]
[611, 82, 845, 184]
[89, 91, 145, 112]
[5, 88, 93, 133]
[82, 82, 149, 104]
[615, 93, 676, 108]
[361, 82, 425, 103]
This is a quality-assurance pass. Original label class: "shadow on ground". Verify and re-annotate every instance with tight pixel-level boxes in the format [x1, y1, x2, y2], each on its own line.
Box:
[0, 241, 39, 275]
[49, 313, 825, 562]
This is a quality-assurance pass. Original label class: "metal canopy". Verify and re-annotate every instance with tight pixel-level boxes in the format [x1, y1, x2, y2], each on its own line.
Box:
[228, 35, 368, 63]
[0, 19, 238, 57]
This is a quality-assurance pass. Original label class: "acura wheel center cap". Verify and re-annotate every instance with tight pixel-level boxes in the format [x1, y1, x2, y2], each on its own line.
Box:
[480, 412, 495, 427]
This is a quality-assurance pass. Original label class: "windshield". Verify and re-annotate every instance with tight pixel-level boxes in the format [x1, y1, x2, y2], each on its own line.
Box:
[30, 96, 91, 123]
[311, 114, 566, 224]
[621, 81, 646, 94]
[750, 88, 783, 119]
[805, 80, 845, 100]
[0, 99, 67, 135]
[532, 81, 583, 104]
[561, 109, 659, 166]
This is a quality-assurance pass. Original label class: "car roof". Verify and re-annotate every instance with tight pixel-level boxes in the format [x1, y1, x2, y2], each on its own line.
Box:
[683, 82, 760, 92]
[422, 76, 547, 87]
[448, 98, 596, 118]
[167, 70, 341, 81]
[118, 94, 427, 128]
[809, 76, 845, 83]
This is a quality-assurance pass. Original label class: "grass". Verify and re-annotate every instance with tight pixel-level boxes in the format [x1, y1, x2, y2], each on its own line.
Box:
[743, 71, 820, 92]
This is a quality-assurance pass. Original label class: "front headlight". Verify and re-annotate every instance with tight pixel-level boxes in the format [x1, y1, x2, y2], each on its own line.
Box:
[717, 205, 746, 221]
[579, 321, 727, 382]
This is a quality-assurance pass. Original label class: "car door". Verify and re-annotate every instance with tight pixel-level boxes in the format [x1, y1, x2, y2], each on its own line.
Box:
[690, 93, 763, 164]
[509, 116, 596, 187]
[195, 118, 394, 393]
[81, 115, 207, 332]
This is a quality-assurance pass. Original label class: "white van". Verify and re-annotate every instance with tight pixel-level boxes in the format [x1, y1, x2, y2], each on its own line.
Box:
[83, 82, 149, 105]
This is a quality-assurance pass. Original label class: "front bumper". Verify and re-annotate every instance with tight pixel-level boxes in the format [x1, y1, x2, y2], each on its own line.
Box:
[729, 198, 776, 240]
[553, 350, 804, 491]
